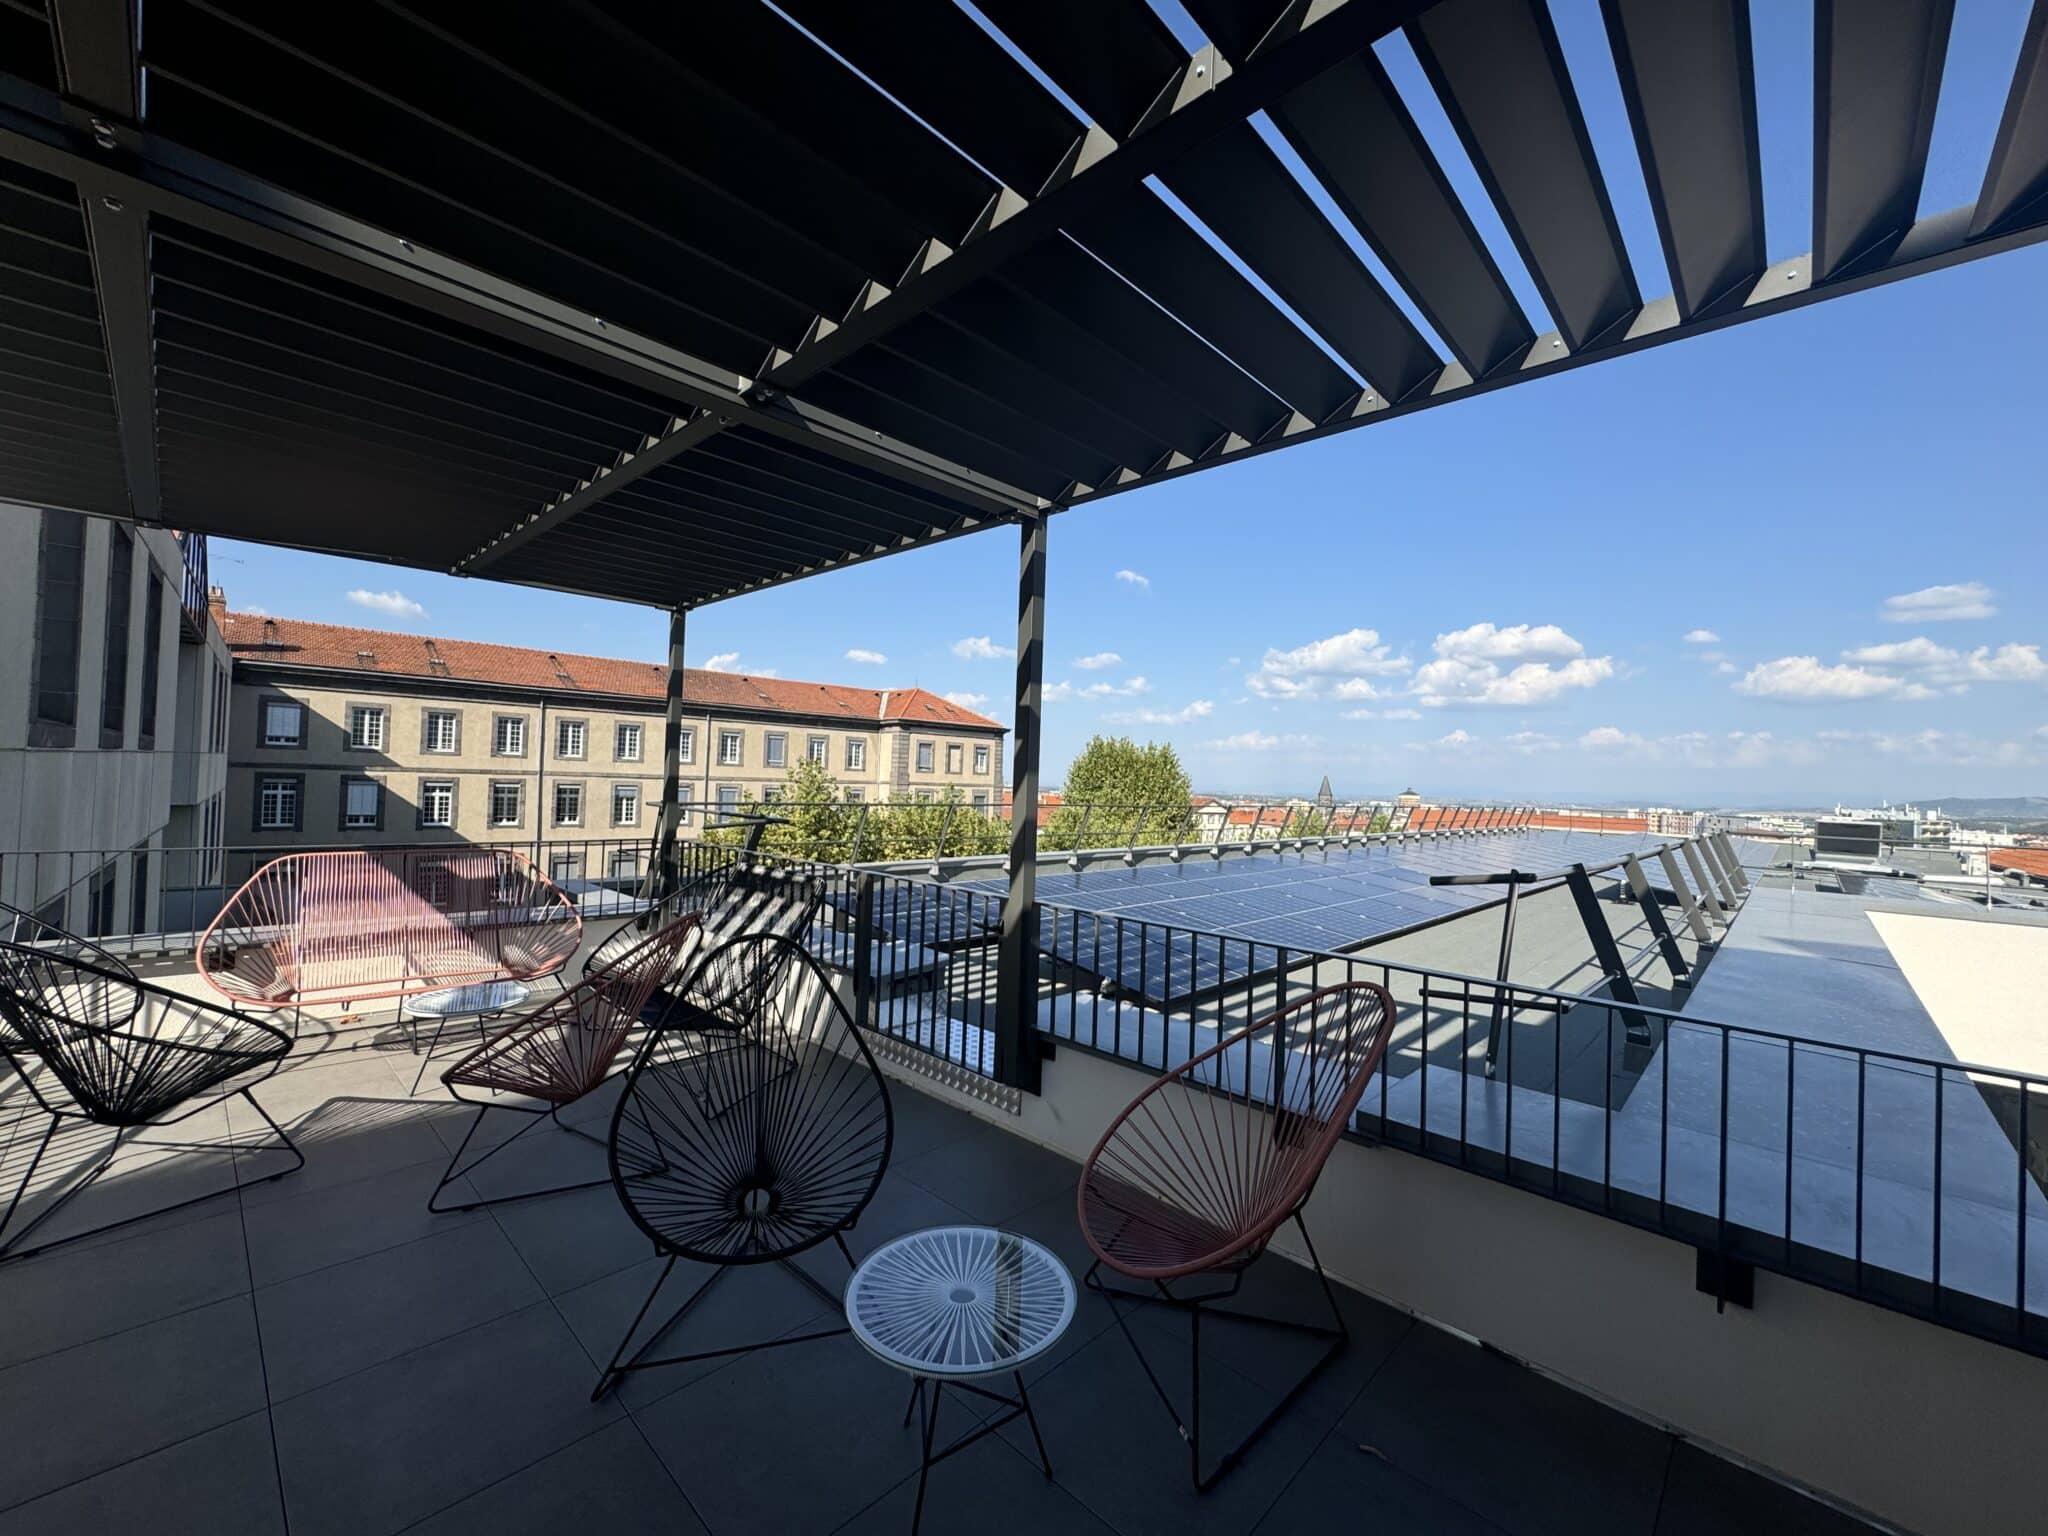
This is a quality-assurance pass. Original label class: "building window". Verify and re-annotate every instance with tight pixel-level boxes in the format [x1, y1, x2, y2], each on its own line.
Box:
[492, 714, 527, 756]
[348, 705, 387, 751]
[715, 784, 741, 821]
[341, 777, 382, 830]
[611, 783, 640, 827]
[557, 718, 587, 759]
[916, 789, 935, 803]
[423, 710, 460, 753]
[678, 726, 695, 763]
[489, 780, 522, 828]
[974, 744, 990, 775]
[130, 847, 150, 937]
[972, 790, 989, 811]
[675, 782, 694, 825]
[100, 524, 134, 747]
[30, 509, 88, 746]
[845, 738, 866, 772]
[609, 850, 639, 882]
[419, 779, 455, 829]
[946, 743, 962, 775]
[550, 853, 584, 883]
[553, 782, 584, 826]
[806, 735, 827, 764]
[916, 741, 934, 773]
[615, 722, 643, 761]
[139, 572, 163, 749]
[845, 786, 863, 803]
[210, 664, 228, 753]
[260, 698, 301, 747]
[718, 730, 742, 766]
[257, 775, 301, 830]
[764, 732, 787, 769]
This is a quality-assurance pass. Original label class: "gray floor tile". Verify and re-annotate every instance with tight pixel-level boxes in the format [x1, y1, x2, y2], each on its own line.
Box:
[485, 1179, 659, 1296]
[0, 1207, 248, 1369]
[1342, 1323, 1672, 1536]
[255, 1219, 545, 1401]
[556, 1252, 836, 1412]
[0, 1410, 283, 1536]
[0, 1295, 268, 1512]
[1251, 1437, 1508, 1535]
[992, 1307, 1334, 1536]
[833, 1429, 1115, 1536]
[892, 1124, 1080, 1226]
[240, 1154, 484, 1287]
[403, 1420, 707, 1536]
[635, 1331, 925, 1535]
[231, 1094, 460, 1210]
[882, 1085, 992, 1163]
[1653, 1443, 1878, 1536]
[271, 1301, 621, 1536]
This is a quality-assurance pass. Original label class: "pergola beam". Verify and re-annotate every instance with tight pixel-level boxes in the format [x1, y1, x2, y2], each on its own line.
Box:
[51, 0, 161, 526]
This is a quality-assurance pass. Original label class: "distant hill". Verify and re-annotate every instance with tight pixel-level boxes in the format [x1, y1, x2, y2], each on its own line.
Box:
[1922, 797, 2048, 820]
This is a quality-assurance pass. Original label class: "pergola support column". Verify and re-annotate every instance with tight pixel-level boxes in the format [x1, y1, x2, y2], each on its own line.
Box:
[651, 607, 687, 904]
[996, 515, 1047, 1094]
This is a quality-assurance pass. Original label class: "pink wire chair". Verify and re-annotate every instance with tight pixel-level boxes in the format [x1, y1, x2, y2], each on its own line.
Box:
[425, 912, 698, 1213]
[198, 848, 582, 1009]
[1076, 981, 1395, 1491]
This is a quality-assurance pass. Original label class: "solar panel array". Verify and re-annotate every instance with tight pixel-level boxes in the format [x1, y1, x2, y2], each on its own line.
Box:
[953, 828, 1691, 1004]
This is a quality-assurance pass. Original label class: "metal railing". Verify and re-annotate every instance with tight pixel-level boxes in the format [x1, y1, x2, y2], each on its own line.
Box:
[176, 531, 210, 641]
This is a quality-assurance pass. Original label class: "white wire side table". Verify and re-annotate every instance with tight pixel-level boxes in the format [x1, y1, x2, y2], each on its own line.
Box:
[399, 979, 530, 1094]
[846, 1225, 1076, 1534]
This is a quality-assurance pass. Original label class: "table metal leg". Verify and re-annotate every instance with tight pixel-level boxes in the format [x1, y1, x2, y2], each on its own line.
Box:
[912, 1377, 941, 1536]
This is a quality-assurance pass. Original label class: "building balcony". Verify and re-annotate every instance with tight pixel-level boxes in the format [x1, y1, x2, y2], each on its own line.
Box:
[175, 531, 210, 644]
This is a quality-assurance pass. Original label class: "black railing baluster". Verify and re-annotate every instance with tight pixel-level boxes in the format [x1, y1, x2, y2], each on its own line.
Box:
[1716, 1029, 1731, 1299]
[1933, 1066, 1946, 1312]
[1855, 1052, 1867, 1296]
[1785, 1043, 1797, 1263]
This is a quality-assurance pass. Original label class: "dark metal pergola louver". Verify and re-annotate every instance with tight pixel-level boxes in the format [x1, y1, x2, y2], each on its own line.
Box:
[1, 0, 2043, 611]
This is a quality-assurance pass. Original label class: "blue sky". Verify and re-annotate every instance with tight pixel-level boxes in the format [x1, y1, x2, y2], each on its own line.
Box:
[215, 0, 2046, 808]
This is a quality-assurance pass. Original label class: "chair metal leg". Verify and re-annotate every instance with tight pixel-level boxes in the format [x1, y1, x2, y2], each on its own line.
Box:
[0, 1088, 303, 1266]
[425, 1101, 612, 1214]
[1086, 1213, 1351, 1492]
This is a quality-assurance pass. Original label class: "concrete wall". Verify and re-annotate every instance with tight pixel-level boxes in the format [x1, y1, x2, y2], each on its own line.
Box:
[899, 1038, 2042, 1536]
[0, 506, 192, 927]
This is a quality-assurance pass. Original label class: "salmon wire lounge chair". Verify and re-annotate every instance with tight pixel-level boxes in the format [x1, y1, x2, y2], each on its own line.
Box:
[198, 847, 582, 1011]
[425, 913, 698, 1214]
[1076, 981, 1395, 1490]
[0, 925, 301, 1265]
[590, 934, 891, 1402]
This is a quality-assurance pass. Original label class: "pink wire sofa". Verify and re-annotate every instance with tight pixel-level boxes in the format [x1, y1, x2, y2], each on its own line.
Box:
[197, 847, 582, 1009]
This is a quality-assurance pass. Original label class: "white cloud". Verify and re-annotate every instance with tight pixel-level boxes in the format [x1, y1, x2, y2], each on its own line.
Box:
[1409, 623, 1611, 707]
[1382, 708, 1421, 720]
[1434, 729, 1477, 750]
[1041, 681, 1076, 703]
[1504, 730, 1561, 754]
[1106, 700, 1214, 726]
[1577, 726, 1644, 751]
[346, 589, 425, 620]
[1114, 569, 1150, 589]
[1433, 622, 1584, 662]
[1074, 652, 1122, 670]
[701, 651, 742, 672]
[1733, 655, 1922, 701]
[1206, 730, 1319, 752]
[238, 603, 269, 617]
[1246, 627, 1411, 699]
[843, 648, 887, 665]
[1881, 582, 1995, 623]
[1341, 709, 1377, 720]
[1079, 676, 1150, 698]
[942, 691, 989, 710]
[1683, 629, 1721, 645]
[1413, 655, 1614, 708]
[1841, 638, 2045, 688]
[952, 635, 1015, 661]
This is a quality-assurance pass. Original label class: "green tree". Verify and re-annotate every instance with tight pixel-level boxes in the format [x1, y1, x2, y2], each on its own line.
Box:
[1042, 736, 1193, 851]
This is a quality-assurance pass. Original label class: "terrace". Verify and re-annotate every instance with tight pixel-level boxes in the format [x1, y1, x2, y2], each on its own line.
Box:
[2, 911, 1881, 1536]
[5, 3, 2048, 1533]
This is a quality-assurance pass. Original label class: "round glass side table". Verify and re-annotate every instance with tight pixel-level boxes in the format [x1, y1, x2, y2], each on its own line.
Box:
[400, 979, 530, 1094]
[846, 1225, 1075, 1535]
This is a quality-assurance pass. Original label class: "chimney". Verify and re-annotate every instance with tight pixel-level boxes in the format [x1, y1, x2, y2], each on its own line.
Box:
[262, 618, 280, 648]
[207, 586, 228, 630]
[879, 689, 891, 719]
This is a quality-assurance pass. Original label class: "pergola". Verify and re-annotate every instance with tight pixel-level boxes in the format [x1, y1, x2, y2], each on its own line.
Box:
[3, 0, 2045, 1087]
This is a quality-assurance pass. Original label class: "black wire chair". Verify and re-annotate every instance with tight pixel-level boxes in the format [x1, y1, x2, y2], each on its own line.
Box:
[590, 933, 891, 1401]
[0, 935, 301, 1264]
[0, 900, 142, 1054]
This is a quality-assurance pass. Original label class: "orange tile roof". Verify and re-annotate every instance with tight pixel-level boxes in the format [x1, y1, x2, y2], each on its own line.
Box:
[220, 611, 1002, 731]
[1990, 848, 2048, 879]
